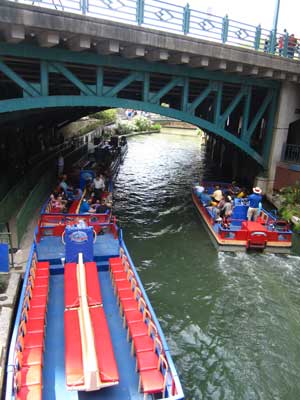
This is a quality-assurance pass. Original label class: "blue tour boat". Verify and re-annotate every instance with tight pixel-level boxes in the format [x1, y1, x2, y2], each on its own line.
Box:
[5, 198, 184, 399]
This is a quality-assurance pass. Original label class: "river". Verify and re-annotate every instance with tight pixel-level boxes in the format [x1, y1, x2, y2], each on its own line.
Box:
[113, 133, 300, 400]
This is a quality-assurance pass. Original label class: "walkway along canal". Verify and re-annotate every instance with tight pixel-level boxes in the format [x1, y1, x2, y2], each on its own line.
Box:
[113, 133, 300, 400]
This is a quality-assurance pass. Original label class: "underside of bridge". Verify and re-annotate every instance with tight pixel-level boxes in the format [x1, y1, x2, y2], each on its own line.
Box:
[0, 40, 280, 168]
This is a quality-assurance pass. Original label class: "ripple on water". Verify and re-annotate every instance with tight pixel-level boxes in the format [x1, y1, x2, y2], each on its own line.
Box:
[114, 134, 300, 400]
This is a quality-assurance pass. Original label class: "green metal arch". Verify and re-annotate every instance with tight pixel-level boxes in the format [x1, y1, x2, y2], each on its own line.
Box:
[0, 95, 265, 165]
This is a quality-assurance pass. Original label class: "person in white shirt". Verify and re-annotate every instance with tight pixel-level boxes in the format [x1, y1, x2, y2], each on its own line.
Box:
[92, 174, 105, 198]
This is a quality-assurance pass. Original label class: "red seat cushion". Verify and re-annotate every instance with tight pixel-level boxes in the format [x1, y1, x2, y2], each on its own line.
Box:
[29, 297, 47, 310]
[136, 351, 159, 372]
[139, 369, 164, 394]
[20, 365, 42, 386]
[24, 332, 44, 349]
[84, 262, 102, 306]
[118, 289, 135, 303]
[26, 319, 44, 334]
[36, 261, 49, 271]
[22, 347, 43, 366]
[33, 277, 49, 289]
[64, 309, 84, 387]
[109, 257, 122, 267]
[133, 335, 154, 354]
[64, 263, 79, 309]
[112, 271, 127, 282]
[16, 384, 42, 400]
[31, 286, 48, 298]
[89, 307, 119, 383]
[115, 280, 131, 293]
[35, 269, 49, 279]
[27, 307, 46, 321]
[110, 264, 124, 274]
[123, 310, 143, 326]
[127, 321, 148, 339]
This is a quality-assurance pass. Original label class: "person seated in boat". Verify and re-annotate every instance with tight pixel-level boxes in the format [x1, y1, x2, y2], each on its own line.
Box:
[92, 199, 111, 214]
[199, 190, 212, 206]
[236, 187, 247, 198]
[247, 187, 262, 221]
[211, 186, 223, 205]
[213, 195, 226, 221]
[59, 174, 73, 200]
[92, 173, 105, 199]
[220, 196, 233, 228]
[79, 198, 94, 214]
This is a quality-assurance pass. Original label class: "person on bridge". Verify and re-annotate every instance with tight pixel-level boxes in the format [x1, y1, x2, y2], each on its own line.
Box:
[287, 34, 297, 58]
[247, 187, 262, 222]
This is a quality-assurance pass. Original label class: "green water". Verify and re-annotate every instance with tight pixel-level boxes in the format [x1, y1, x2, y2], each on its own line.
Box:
[114, 133, 300, 400]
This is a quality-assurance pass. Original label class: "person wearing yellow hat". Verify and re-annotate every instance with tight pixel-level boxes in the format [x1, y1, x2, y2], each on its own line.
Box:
[247, 187, 262, 221]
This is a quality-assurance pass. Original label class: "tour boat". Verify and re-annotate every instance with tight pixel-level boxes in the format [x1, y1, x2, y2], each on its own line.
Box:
[5, 208, 184, 399]
[192, 182, 293, 253]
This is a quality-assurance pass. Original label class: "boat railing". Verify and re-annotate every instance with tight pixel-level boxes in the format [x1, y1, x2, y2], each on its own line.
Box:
[119, 235, 184, 399]
[37, 212, 114, 242]
[5, 243, 38, 400]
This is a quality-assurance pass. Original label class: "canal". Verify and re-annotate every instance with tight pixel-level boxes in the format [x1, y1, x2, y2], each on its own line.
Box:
[113, 133, 300, 400]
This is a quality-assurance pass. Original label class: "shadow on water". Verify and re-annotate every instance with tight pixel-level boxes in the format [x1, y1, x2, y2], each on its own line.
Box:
[114, 133, 300, 400]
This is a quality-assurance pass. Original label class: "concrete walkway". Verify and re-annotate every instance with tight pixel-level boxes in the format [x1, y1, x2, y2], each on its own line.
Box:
[0, 211, 40, 393]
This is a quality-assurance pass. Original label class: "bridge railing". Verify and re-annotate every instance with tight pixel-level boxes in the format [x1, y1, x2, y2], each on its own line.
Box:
[11, 0, 300, 61]
[283, 144, 300, 164]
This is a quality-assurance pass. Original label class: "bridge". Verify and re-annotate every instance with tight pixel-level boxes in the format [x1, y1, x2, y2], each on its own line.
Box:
[0, 0, 300, 191]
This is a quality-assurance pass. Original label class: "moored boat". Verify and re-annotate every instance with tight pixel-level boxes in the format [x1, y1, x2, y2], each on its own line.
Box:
[192, 181, 292, 253]
[5, 205, 184, 398]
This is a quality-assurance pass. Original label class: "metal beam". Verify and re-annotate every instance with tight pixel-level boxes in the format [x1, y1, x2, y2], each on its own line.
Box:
[51, 62, 96, 95]
[219, 88, 245, 126]
[188, 83, 213, 113]
[149, 77, 184, 104]
[245, 90, 273, 141]
[104, 72, 142, 97]
[0, 60, 40, 97]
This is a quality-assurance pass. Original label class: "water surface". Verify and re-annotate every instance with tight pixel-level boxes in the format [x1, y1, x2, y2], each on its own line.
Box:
[114, 133, 300, 400]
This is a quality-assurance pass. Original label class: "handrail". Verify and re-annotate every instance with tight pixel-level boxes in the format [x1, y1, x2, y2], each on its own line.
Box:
[9, 0, 300, 61]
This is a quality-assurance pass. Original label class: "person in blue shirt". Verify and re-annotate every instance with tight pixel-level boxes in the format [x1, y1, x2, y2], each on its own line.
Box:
[79, 198, 92, 214]
[247, 187, 262, 221]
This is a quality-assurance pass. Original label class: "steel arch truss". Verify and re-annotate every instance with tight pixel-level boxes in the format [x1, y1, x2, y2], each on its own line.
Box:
[0, 43, 279, 167]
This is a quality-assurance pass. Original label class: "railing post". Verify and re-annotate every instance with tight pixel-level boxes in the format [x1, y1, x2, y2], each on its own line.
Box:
[254, 24, 261, 50]
[182, 3, 190, 35]
[136, 0, 144, 26]
[221, 15, 229, 44]
[269, 30, 276, 54]
[81, 0, 88, 15]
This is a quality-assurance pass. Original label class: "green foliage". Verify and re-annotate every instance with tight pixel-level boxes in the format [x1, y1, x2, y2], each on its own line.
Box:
[278, 182, 300, 227]
[151, 123, 161, 131]
[90, 109, 117, 124]
[133, 116, 153, 132]
[116, 116, 160, 134]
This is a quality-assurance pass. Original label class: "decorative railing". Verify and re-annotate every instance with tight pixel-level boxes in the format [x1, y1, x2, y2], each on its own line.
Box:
[284, 144, 300, 164]
[10, 0, 300, 60]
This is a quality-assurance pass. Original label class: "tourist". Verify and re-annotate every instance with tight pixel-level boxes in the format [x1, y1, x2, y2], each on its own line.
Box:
[247, 187, 262, 221]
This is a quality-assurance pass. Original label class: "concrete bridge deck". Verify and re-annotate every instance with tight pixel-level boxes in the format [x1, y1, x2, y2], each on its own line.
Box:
[0, 1, 300, 82]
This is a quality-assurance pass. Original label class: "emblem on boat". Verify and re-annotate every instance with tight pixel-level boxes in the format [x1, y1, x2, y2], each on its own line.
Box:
[69, 230, 88, 243]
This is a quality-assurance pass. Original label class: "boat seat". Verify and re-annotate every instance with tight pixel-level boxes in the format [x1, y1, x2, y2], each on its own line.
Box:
[36, 261, 50, 271]
[64, 309, 84, 388]
[16, 384, 42, 400]
[64, 262, 102, 309]
[21, 347, 43, 367]
[89, 306, 119, 384]
[64, 263, 80, 308]
[84, 262, 102, 306]
[138, 354, 168, 398]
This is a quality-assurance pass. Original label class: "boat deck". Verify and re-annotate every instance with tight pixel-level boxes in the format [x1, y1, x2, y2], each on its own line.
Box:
[43, 270, 144, 400]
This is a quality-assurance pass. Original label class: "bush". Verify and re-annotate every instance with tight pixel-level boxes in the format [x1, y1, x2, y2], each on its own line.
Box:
[116, 120, 136, 135]
[279, 181, 300, 225]
[151, 123, 161, 131]
[133, 116, 153, 132]
[91, 109, 117, 125]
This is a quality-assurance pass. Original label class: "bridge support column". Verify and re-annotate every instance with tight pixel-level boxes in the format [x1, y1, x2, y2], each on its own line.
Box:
[264, 82, 300, 194]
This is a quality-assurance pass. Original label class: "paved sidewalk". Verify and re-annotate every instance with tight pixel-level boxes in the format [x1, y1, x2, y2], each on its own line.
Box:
[0, 211, 40, 394]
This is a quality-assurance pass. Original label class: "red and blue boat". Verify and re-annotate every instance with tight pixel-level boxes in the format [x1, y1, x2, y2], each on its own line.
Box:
[192, 182, 292, 253]
[5, 190, 184, 399]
